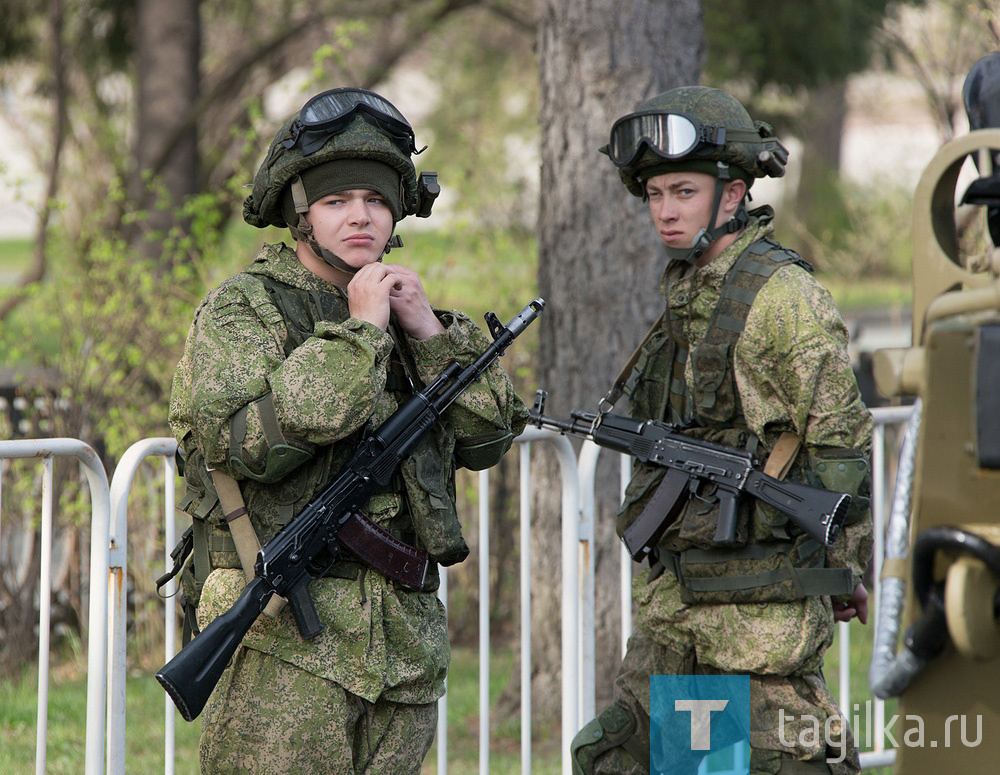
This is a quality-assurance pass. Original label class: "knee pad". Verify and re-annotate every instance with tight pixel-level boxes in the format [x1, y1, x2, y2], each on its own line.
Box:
[571, 704, 642, 775]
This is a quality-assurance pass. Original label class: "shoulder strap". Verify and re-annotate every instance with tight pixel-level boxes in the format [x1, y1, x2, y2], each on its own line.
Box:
[600, 312, 666, 412]
[209, 468, 285, 617]
[685, 238, 805, 424]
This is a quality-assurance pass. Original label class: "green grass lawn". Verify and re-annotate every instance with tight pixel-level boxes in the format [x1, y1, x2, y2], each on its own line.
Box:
[0, 238, 31, 283]
[2, 626, 897, 775]
[0, 645, 561, 775]
[0, 661, 202, 774]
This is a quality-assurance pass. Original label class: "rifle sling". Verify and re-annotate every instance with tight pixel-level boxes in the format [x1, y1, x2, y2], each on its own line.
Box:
[337, 512, 429, 590]
[621, 467, 689, 561]
[763, 431, 801, 480]
[209, 469, 285, 618]
[601, 312, 666, 411]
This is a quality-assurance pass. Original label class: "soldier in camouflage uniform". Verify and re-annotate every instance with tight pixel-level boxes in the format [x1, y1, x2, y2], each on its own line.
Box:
[168, 88, 527, 774]
[570, 87, 873, 774]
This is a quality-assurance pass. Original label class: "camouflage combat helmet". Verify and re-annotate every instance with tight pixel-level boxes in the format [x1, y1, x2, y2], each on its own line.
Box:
[606, 86, 788, 199]
[243, 88, 439, 274]
[604, 86, 787, 264]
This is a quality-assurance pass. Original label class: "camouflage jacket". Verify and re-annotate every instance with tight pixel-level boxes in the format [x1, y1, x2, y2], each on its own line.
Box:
[169, 242, 528, 703]
[626, 215, 874, 674]
[660, 215, 873, 582]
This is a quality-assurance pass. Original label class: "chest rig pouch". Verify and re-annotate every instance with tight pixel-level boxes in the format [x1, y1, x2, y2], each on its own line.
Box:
[618, 240, 856, 604]
[255, 274, 468, 570]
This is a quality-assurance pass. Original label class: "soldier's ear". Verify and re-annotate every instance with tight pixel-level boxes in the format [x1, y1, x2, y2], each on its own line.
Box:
[724, 179, 747, 210]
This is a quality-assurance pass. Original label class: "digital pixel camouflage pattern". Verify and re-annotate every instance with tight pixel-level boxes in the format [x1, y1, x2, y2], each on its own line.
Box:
[243, 113, 421, 228]
[576, 213, 872, 774]
[198, 642, 437, 775]
[169, 242, 527, 772]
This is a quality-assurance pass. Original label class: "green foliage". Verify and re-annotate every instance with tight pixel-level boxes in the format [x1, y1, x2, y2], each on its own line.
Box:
[777, 181, 914, 308]
[0, 175, 237, 455]
[73, 0, 136, 73]
[0, 0, 42, 62]
[702, 0, 912, 90]
[0, 0, 135, 72]
[418, 5, 538, 231]
[402, 224, 538, 392]
[0, 238, 32, 274]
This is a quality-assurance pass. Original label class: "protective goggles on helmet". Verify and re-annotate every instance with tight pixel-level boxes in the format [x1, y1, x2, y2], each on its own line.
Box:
[607, 110, 760, 168]
[284, 87, 419, 157]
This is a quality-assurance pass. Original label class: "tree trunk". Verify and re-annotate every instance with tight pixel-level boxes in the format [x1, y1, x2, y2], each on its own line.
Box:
[530, 0, 704, 722]
[129, 0, 202, 262]
[791, 79, 848, 260]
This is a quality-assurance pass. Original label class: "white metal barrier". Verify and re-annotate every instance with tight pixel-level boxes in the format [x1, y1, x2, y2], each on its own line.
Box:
[105, 438, 178, 775]
[435, 427, 581, 775]
[8, 406, 911, 774]
[0, 439, 109, 775]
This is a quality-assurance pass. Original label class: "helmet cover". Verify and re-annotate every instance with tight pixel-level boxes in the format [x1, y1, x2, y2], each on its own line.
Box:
[244, 110, 419, 228]
[607, 86, 785, 198]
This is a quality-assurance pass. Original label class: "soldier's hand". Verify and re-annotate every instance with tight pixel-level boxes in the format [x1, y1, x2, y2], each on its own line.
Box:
[833, 583, 869, 624]
[384, 263, 445, 340]
[347, 263, 399, 331]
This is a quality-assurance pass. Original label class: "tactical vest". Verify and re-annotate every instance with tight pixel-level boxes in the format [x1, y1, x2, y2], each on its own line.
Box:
[619, 238, 857, 605]
[174, 271, 468, 612]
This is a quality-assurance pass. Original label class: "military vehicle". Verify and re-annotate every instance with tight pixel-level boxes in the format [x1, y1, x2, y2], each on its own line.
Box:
[869, 52, 1000, 773]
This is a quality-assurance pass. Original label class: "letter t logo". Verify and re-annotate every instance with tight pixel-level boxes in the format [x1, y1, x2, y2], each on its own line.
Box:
[674, 699, 729, 750]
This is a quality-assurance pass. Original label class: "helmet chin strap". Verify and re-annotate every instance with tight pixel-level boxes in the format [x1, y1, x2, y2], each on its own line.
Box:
[662, 162, 749, 265]
[287, 175, 403, 275]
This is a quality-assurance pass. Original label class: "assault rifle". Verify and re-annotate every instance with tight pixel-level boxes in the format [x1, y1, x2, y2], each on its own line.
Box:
[528, 390, 850, 560]
[157, 299, 545, 722]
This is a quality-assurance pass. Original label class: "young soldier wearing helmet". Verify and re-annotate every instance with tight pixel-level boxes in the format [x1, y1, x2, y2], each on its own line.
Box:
[169, 88, 527, 774]
[571, 87, 873, 774]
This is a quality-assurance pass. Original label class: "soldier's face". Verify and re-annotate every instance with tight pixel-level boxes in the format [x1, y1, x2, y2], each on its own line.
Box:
[644, 171, 718, 250]
[306, 189, 395, 268]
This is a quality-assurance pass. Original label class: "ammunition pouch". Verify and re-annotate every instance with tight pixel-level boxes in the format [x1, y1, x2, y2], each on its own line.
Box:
[227, 392, 315, 483]
[664, 539, 855, 605]
[455, 429, 516, 471]
[810, 447, 871, 527]
[402, 425, 469, 566]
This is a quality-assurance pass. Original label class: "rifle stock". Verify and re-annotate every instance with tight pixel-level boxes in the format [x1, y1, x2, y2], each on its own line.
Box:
[157, 577, 274, 722]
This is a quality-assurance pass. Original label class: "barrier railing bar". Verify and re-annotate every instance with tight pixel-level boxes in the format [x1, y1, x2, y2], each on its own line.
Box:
[479, 468, 490, 775]
[858, 405, 911, 770]
[577, 440, 599, 723]
[519, 441, 533, 774]
[162, 453, 177, 775]
[619, 453, 632, 656]
[513, 427, 580, 775]
[36, 456, 53, 775]
[106, 437, 177, 775]
[0, 439, 109, 775]
[436, 567, 448, 775]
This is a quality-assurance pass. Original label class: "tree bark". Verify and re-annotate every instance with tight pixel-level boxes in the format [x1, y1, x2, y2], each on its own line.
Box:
[530, 0, 704, 721]
[792, 79, 848, 259]
[0, 0, 67, 321]
[128, 0, 202, 261]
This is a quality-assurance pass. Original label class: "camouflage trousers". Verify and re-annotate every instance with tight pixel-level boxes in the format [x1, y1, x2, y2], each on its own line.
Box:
[200, 645, 437, 775]
[575, 629, 861, 775]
